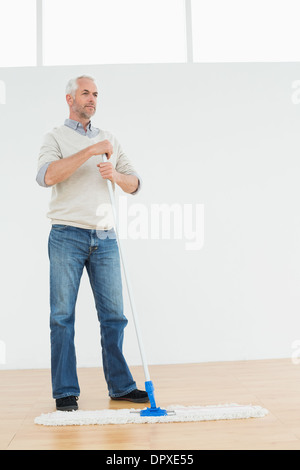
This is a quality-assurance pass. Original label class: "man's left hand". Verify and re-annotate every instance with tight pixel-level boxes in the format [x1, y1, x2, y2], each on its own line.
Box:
[97, 162, 118, 183]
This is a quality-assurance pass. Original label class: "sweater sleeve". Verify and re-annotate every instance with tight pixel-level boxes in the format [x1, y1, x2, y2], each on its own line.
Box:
[36, 131, 62, 187]
[36, 162, 52, 187]
[114, 139, 142, 195]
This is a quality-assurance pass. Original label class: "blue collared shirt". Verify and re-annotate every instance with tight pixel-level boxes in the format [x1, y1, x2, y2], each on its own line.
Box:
[64, 118, 100, 138]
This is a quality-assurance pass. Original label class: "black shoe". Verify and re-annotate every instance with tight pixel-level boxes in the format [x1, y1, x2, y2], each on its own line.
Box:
[56, 396, 78, 411]
[111, 389, 149, 403]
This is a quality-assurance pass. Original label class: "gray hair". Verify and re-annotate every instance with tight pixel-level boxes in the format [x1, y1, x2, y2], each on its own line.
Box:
[65, 75, 96, 97]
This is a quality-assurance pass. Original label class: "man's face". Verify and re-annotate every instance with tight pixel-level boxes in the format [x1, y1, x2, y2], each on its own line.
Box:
[68, 78, 98, 120]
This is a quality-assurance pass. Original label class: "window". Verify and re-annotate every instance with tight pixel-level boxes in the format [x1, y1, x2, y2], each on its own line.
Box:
[192, 0, 300, 62]
[0, 0, 36, 67]
[43, 0, 187, 65]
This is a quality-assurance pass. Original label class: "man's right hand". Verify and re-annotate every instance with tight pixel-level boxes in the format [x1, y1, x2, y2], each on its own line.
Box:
[91, 139, 113, 159]
[44, 139, 114, 186]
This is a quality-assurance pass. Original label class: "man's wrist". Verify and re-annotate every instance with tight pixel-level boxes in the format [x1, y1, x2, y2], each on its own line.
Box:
[88, 144, 96, 158]
[114, 170, 121, 185]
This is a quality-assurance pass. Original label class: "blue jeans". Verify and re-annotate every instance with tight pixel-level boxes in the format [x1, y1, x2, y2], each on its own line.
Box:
[48, 224, 136, 399]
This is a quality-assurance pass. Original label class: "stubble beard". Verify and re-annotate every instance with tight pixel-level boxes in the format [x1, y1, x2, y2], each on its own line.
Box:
[72, 100, 96, 120]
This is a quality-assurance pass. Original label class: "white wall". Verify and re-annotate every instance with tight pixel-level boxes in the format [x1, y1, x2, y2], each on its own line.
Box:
[0, 63, 300, 370]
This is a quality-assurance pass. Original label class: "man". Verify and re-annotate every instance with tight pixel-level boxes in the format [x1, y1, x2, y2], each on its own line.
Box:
[36, 75, 148, 411]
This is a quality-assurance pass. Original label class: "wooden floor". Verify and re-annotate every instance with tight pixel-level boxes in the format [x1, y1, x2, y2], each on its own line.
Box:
[1, 359, 300, 450]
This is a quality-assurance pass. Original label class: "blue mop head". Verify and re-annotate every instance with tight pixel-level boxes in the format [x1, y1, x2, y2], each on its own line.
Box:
[140, 381, 168, 417]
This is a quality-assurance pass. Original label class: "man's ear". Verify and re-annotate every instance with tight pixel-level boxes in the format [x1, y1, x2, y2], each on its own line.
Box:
[66, 94, 73, 106]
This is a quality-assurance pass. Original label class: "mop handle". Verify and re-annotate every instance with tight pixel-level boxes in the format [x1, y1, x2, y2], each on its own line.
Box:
[101, 154, 151, 383]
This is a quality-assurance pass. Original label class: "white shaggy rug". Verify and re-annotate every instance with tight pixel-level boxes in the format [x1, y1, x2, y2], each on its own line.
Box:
[34, 404, 268, 426]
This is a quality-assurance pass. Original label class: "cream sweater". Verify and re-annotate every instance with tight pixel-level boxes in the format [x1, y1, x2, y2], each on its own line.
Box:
[37, 124, 140, 230]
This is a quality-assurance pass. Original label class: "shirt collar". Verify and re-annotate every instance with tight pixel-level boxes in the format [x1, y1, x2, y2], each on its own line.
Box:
[64, 118, 92, 131]
[64, 118, 100, 138]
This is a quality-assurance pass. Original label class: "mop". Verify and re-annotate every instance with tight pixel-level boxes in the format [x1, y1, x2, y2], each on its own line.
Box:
[34, 154, 268, 426]
[101, 154, 170, 418]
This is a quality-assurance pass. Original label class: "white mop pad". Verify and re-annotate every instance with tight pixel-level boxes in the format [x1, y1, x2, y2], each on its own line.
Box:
[34, 404, 268, 426]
